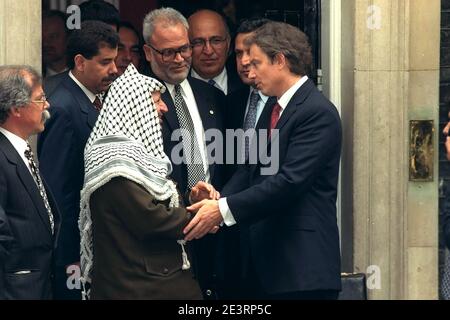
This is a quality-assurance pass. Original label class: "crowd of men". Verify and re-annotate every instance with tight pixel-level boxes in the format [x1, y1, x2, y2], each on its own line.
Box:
[0, 0, 342, 300]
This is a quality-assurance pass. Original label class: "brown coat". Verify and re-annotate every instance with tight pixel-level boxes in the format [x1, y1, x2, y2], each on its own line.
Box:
[89, 177, 202, 300]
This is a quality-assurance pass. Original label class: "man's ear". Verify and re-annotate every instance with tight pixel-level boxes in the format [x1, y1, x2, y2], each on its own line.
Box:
[273, 53, 286, 70]
[143, 44, 152, 63]
[9, 107, 22, 118]
[74, 54, 86, 72]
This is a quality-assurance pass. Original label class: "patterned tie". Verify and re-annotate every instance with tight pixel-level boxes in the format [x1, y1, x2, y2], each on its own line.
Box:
[173, 84, 207, 189]
[24, 144, 55, 234]
[442, 253, 450, 299]
[93, 95, 103, 111]
[243, 90, 261, 159]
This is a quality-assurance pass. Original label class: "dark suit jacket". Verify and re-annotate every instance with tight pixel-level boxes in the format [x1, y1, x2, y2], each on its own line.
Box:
[160, 77, 226, 199]
[225, 63, 245, 96]
[0, 133, 60, 299]
[89, 177, 202, 300]
[38, 73, 99, 267]
[443, 185, 450, 249]
[222, 79, 342, 294]
[43, 71, 69, 98]
[157, 76, 226, 298]
[217, 87, 276, 298]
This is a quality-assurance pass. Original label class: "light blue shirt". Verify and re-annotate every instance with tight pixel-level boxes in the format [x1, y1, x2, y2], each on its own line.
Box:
[243, 87, 269, 127]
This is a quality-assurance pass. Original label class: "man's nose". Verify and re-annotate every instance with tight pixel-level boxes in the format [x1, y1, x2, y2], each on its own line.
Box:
[110, 61, 118, 74]
[174, 51, 185, 63]
[202, 41, 214, 54]
[124, 49, 132, 62]
[241, 53, 250, 66]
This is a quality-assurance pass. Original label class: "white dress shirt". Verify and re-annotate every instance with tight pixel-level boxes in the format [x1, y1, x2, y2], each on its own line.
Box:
[0, 127, 33, 176]
[165, 79, 211, 183]
[219, 75, 309, 226]
[191, 67, 228, 95]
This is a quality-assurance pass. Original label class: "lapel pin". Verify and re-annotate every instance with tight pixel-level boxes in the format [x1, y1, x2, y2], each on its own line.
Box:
[209, 110, 214, 115]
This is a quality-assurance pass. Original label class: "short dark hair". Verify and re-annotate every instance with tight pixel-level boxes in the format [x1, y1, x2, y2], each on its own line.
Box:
[0, 65, 41, 124]
[79, 0, 120, 29]
[42, 10, 69, 34]
[67, 20, 119, 70]
[245, 21, 313, 77]
[236, 17, 270, 34]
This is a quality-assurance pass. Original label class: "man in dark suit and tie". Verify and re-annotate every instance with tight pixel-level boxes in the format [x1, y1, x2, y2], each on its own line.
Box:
[185, 21, 342, 300]
[37, 21, 118, 300]
[217, 18, 276, 299]
[0, 65, 60, 299]
[43, 0, 120, 97]
[188, 9, 244, 96]
[142, 7, 226, 299]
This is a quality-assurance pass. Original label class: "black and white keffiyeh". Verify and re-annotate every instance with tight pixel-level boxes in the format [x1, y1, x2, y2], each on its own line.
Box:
[79, 64, 186, 299]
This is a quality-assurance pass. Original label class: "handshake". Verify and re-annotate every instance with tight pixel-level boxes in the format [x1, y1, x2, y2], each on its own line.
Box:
[184, 182, 224, 241]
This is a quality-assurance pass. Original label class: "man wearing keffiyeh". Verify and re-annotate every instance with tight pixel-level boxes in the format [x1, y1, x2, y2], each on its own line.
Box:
[79, 64, 215, 299]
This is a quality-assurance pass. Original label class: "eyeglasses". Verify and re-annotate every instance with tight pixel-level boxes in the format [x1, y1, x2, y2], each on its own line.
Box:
[146, 43, 192, 62]
[31, 95, 47, 107]
[191, 36, 228, 51]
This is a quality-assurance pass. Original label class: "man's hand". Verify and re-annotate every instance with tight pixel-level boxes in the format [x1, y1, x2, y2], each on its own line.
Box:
[443, 121, 450, 137]
[446, 136, 450, 161]
[189, 181, 220, 203]
[184, 199, 223, 241]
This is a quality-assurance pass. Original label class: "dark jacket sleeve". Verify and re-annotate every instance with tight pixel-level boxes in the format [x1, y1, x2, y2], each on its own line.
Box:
[38, 106, 81, 264]
[444, 185, 450, 249]
[0, 168, 13, 299]
[91, 177, 191, 241]
[227, 104, 341, 226]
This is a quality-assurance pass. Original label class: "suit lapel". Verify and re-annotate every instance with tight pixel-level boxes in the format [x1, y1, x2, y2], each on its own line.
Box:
[161, 89, 180, 131]
[189, 78, 218, 131]
[250, 80, 315, 175]
[0, 134, 52, 234]
[255, 96, 277, 130]
[62, 75, 99, 130]
[273, 79, 314, 133]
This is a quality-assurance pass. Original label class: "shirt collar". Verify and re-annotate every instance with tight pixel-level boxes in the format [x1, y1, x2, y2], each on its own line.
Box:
[277, 75, 309, 110]
[250, 87, 269, 104]
[164, 78, 191, 98]
[191, 67, 228, 94]
[69, 71, 97, 103]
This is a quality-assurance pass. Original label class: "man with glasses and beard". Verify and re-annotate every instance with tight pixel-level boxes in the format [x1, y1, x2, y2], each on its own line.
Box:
[142, 7, 226, 299]
[0, 65, 60, 299]
[37, 21, 119, 300]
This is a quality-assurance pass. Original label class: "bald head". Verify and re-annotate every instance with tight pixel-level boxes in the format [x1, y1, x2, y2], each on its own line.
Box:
[188, 10, 230, 79]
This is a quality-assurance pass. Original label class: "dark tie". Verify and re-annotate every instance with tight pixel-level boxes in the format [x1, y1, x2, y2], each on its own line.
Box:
[93, 95, 102, 111]
[173, 84, 207, 189]
[208, 79, 217, 87]
[24, 144, 54, 234]
[243, 90, 261, 159]
[443, 254, 450, 299]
